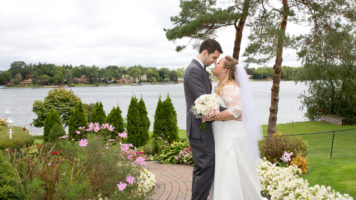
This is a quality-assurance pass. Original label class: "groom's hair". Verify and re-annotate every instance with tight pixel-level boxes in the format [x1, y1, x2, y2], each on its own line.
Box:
[199, 39, 223, 54]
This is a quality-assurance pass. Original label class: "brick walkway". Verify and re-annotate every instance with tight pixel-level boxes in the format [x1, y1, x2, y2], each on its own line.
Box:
[146, 161, 194, 200]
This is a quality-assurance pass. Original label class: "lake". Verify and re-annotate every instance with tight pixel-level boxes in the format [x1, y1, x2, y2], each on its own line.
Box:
[0, 81, 308, 135]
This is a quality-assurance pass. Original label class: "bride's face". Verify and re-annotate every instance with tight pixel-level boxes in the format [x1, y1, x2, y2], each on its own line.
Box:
[213, 58, 227, 79]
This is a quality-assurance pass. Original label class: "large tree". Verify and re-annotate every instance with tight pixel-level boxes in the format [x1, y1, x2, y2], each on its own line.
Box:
[164, 0, 254, 61]
[244, 0, 354, 136]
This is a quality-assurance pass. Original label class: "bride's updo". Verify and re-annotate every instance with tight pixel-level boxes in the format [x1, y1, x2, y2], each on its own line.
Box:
[215, 56, 238, 96]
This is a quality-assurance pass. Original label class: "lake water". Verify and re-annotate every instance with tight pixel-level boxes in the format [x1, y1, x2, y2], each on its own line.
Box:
[0, 81, 308, 135]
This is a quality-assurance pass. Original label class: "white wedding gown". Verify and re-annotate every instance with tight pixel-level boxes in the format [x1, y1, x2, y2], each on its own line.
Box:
[210, 85, 264, 200]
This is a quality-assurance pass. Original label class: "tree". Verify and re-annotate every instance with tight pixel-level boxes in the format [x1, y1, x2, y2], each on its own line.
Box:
[137, 97, 150, 145]
[107, 106, 125, 138]
[48, 123, 66, 142]
[68, 101, 87, 140]
[164, 0, 254, 61]
[297, 28, 356, 123]
[243, 0, 354, 136]
[33, 88, 81, 128]
[43, 109, 62, 142]
[0, 71, 11, 85]
[91, 102, 106, 124]
[153, 95, 178, 143]
[126, 97, 145, 147]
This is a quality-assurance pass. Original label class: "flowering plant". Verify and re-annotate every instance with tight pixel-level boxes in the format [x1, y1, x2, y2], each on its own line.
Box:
[190, 94, 220, 130]
[258, 158, 352, 200]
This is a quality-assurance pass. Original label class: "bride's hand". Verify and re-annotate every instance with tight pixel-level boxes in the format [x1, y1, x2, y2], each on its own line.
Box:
[235, 114, 242, 121]
[202, 116, 215, 122]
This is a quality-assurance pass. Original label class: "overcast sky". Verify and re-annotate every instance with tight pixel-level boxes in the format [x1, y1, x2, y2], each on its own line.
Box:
[0, 0, 303, 71]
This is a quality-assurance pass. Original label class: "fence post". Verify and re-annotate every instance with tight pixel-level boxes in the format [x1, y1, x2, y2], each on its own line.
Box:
[330, 131, 336, 159]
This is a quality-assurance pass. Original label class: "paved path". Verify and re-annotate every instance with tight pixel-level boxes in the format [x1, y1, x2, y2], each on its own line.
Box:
[146, 161, 194, 200]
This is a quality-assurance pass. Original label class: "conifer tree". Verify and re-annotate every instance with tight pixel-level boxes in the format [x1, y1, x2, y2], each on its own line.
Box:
[48, 123, 66, 142]
[107, 106, 125, 138]
[68, 101, 87, 140]
[164, 95, 178, 143]
[43, 108, 62, 142]
[91, 102, 106, 124]
[138, 97, 150, 145]
[153, 96, 164, 139]
[126, 97, 143, 147]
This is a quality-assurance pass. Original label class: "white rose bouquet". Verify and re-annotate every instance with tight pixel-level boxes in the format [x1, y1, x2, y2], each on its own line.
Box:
[190, 94, 220, 130]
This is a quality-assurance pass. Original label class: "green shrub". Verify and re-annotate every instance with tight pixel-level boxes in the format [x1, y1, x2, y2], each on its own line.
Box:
[153, 95, 178, 144]
[48, 123, 66, 142]
[107, 106, 125, 138]
[0, 127, 34, 149]
[91, 102, 106, 124]
[0, 154, 25, 200]
[68, 101, 87, 140]
[138, 98, 150, 145]
[44, 109, 62, 142]
[259, 133, 308, 164]
[158, 140, 193, 165]
[127, 97, 147, 147]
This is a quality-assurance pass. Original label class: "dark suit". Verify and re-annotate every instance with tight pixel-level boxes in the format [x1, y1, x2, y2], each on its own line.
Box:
[184, 59, 214, 200]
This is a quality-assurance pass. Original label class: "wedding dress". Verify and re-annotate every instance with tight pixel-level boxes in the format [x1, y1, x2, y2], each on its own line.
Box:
[210, 84, 264, 200]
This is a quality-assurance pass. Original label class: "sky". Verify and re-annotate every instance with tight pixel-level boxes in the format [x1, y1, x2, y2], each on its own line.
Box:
[0, 0, 303, 71]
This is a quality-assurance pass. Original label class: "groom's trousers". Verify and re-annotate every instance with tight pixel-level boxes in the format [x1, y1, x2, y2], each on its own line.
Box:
[189, 131, 215, 200]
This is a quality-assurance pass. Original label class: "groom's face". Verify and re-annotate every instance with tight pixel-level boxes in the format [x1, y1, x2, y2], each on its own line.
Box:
[203, 50, 220, 67]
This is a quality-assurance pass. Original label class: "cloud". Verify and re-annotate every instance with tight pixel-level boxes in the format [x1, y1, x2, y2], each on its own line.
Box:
[0, 0, 302, 71]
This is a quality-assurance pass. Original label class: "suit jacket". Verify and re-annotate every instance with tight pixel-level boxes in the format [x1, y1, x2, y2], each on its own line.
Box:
[184, 59, 213, 139]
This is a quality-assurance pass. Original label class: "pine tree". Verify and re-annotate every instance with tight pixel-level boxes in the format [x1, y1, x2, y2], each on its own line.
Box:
[107, 106, 125, 139]
[126, 97, 143, 147]
[91, 102, 106, 124]
[153, 95, 179, 144]
[68, 101, 87, 140]
[153, 97, 165, 139]
[138, 97, 150, 145]
[48, 123, 66, 142]
[164, 95, 178, 143]
[43, 109, 62, 142]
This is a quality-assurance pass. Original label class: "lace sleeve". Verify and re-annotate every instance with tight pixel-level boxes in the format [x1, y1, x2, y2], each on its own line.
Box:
[221, 85, 242, 118]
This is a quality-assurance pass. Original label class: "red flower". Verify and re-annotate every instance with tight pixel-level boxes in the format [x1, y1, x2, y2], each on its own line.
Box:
[52, 151, 58, 155]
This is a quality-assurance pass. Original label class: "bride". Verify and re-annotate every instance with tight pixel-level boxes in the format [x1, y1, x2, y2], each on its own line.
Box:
[203, 56, 265, 199]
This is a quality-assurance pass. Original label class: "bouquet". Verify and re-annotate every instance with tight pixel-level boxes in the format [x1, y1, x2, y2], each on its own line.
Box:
[190, 94, 220, 130]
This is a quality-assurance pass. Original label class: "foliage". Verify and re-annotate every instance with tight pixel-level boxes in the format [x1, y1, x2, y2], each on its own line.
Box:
[43, 109, 62, 142]
[91, 102, 106, 124]
[0, 154, 25, 200]
[153, 96, 178, 144]
[290, 154, 308, 174]
[107, 106, 125, 138]
[296, 28, 356, 123]
[127, 97, 145, 147]
[259, 133, 308, 164]
[48, 123, 66, 143]
[82, 103, 95, 122]
[1, 135, 154, 200]
[137, 98, 150, 146]
[0, 126, 34, 150]
[32, 88, 81, 127]
[158, 140, 193, 165]
[68, 101, 87, 140]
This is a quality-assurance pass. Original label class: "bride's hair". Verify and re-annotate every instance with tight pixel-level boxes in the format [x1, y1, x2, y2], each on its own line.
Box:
[215, 56, 238, 96]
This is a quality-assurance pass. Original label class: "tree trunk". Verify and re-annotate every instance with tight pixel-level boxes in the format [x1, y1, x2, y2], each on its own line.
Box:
[232, 0, 250, 61]
[267, 0, 289, 137]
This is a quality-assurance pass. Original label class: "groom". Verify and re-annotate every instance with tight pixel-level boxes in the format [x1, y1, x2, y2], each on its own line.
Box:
[184, 39, 223, 200]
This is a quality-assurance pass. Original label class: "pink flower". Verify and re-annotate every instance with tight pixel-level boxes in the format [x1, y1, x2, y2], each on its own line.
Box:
[134, 156, 146, 167]
[126, 175, 135, 184]
[121, 144, 130, 152]
[175, 156, 179, 160]
[94, 126, 100, 133]
[118, 132, 128, 138]
[280, 151, 293, 162]
[76, 131, 81, 134]
[117, 182, 127, 191]
[87, 122, 94, 131]
[79, 139, 88, 147]
[107, 125, 114, 132]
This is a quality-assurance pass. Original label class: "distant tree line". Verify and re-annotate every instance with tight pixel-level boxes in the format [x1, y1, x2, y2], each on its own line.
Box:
[246, 66, 303, 80]
[0, 61, 185, 86]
